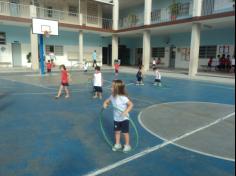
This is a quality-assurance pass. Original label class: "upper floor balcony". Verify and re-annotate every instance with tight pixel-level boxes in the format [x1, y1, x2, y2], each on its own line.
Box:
[0, 1, 30, 18]
[0, 0, 235, 31]
[118, 0, 234, 29]
[0, 0, 113, 31]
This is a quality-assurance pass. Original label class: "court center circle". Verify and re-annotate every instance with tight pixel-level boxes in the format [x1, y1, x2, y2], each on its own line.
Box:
[138, 102, 235, 161]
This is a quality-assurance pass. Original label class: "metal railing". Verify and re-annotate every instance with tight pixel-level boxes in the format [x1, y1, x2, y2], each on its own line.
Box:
[36, 7, 80, 24]
[0, 1, 30, 18]
[202, 0, 235, 16]
[81, 14, 113, 30]
[151, 1, 193, 24]
[36, 7, 113, 30]
[119, 13, 144, 29]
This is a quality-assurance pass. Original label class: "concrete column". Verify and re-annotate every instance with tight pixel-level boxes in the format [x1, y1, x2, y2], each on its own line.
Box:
[79, 13, 83, 25]
[144, 0, 152, 25]
[112, 34, 118, 66]
[193, 0, 203, 17]
[30, 29, 39, 71]
[189, 23, 201, 77]
[113, 0, 119, 30]
[79, 30, 84, 64]
[142, 30, 151, 71]
[30, 5, 39, 71]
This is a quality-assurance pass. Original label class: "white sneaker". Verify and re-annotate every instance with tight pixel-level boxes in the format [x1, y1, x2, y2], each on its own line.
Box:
[123, 145, 132, 153]
[112, 144, 122, 152]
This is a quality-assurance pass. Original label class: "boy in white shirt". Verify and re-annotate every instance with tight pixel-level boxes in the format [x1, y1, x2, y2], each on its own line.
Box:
[153, 67, 162, 87]
[93, 66, 103, 99]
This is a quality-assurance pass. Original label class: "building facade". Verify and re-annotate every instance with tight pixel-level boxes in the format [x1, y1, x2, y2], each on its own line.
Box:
[0, 0, 235, 76]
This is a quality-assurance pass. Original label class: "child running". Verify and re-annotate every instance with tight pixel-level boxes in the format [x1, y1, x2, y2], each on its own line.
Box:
[55, 65, 70, 99]
[136, 65, 144, 85]
[153, 67, 162, 87]
[103, 80, 134, 153]
[93, 66, 103, 99]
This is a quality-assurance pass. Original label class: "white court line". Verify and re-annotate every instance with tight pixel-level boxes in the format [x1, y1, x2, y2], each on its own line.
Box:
[0, 77, 57, 90]
[138, 101, 236, 162]
[83, 111, 235, 176]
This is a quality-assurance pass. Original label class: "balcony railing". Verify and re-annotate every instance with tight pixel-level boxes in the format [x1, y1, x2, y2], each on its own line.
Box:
[36, 7, 80, 24]
[81, 14, 113, 30]
[36, 7, 113, 30]
[0, 1, 30, 18]
[202, 0, 235, 16]
[151, 1, 193, 24]
[119, 13, 144, 29]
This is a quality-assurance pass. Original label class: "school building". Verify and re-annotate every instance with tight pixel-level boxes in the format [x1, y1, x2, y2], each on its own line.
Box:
[0, 0, 235, 77]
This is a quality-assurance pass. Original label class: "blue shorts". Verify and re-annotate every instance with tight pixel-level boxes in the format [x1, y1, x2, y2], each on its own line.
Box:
[114, 120, 129, 133]
[94, 86, 103, 93]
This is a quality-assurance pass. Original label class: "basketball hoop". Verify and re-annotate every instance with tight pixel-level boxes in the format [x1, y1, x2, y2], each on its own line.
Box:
[43, 30, 51, 38]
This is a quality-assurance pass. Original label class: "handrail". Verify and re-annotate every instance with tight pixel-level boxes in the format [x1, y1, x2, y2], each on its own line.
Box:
[0, 1, 30, 18]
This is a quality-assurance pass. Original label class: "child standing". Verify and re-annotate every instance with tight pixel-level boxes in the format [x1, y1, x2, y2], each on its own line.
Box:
[103, 80, 134, 153]
[83, 61, 89, 72]
[136, 65, 144, 85]
[47, 60, 52, 73]
[114, 60, 120, 77]
[93, 66, 103, 99]
[55, 65, 70, 99]
[153, 67, 162, 87]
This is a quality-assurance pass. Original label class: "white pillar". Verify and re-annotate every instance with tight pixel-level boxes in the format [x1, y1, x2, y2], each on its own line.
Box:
[193, 0, 203, 17]
[113, 0, 119, 30]
[79, 30, 84, 64]
[189, 23, 201, 77]
[144, 0, 152, 25]
[79, 13, 83, 26]
[142, 30, 151, 71]
[30, 5, 39, 71]
[112, 34, 118, 66]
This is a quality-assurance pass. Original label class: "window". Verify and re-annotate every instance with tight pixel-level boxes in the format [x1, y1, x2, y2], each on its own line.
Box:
[46, 45, 64, 56]
[87, 2, 98, 24]
[151, 9, 161, 22]
[179, 2, 191, 17]
[54, 45, 64, 56]
[47, 6, 53, 18]
[199, 46, 217, 58]
[152, 47, 165, 58]
[68, 6, 78, 16]
[0, 32, 6, 45]
[31, 0, 39, 6]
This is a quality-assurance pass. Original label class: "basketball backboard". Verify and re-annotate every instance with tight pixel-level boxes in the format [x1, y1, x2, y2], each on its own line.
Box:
[32, 18, 59, 36]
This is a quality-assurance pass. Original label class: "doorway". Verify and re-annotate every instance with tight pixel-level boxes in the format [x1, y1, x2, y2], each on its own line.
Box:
[169, 46, 176, 69]
[12, 42, 22, 67]
[103, 45, 131, 66]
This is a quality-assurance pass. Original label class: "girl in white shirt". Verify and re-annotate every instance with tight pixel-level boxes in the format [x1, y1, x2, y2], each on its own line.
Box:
[103, 80, 134, 153]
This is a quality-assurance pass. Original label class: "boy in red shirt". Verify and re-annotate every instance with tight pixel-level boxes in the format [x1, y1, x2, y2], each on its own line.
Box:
[55, 65, 70, 99]
[47, 60, 52, 73]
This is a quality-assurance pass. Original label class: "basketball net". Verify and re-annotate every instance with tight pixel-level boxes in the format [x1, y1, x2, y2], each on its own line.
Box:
[43, 31, 51, 38]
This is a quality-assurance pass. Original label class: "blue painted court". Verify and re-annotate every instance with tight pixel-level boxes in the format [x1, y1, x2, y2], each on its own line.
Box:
[0, 70, 235, 176]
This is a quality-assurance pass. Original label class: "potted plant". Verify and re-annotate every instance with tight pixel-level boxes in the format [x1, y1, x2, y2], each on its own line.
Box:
[169, 0, 180, 21]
